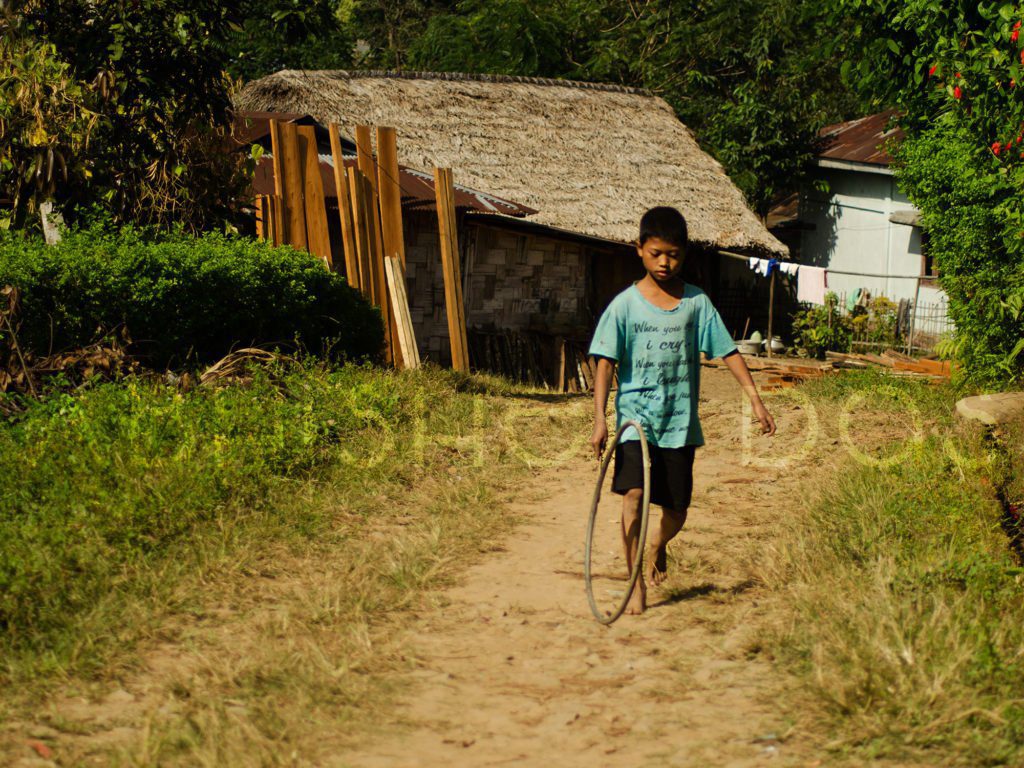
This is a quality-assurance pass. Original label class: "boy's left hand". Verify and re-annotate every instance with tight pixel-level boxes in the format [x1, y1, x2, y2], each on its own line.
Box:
[753, 401, 776, 436]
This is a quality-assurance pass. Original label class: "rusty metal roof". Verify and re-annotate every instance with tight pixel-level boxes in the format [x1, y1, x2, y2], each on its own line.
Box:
[818, 109, 903, 166]
[238, 111, 535, 217]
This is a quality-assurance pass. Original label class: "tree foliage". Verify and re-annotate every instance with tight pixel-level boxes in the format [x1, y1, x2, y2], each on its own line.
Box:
[222, 0, 355, 81]
[1, 0, 251, 232]
[829, 0, 1024, 385]
[400, 0, 861, 217]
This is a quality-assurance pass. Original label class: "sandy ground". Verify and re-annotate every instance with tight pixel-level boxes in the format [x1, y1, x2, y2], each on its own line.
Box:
[339, 367, 819, 768]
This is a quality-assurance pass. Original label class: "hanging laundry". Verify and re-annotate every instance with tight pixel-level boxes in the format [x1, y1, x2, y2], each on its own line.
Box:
[846, 288, 861, 312]
[747, 257, 771, 276]
[777, 262, 800, 277]
[797, 265, 828, 305]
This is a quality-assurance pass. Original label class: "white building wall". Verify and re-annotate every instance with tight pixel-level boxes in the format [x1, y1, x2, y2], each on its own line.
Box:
[799, 165, 944, 305]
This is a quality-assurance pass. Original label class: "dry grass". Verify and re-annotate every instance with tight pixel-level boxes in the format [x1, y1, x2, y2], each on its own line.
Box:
[759, 372, 1024, 766]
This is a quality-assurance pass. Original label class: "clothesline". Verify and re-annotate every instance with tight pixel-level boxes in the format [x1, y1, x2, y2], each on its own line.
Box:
[717, 250, 939, 281]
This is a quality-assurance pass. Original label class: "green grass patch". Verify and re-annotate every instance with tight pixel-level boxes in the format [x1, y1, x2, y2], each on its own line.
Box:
[767, 373, 1024, 765]
[0, 362, 579, 690]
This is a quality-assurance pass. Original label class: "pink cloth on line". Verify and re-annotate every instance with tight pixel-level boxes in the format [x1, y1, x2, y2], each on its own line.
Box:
[797, 265, 828, 305]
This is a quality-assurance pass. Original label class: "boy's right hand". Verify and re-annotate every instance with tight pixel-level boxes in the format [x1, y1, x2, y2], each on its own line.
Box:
[590, 420, 608, 460]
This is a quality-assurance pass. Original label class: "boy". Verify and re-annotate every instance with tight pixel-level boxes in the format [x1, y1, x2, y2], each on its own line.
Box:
[589, 206, 775, 615]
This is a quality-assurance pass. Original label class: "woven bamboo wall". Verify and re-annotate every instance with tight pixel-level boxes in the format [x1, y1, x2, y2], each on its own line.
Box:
[402, 212, 591, 366]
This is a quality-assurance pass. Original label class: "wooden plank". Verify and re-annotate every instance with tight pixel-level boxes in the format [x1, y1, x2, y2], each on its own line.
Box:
[556, 336, 566, 392]
[347, 167, 373, 301]
[384, 255, 421, 369]
[268, 120, 286, 246]
[377, 127, 406, 368]
[355, 124, 393, 365]
[276, 121, 308, 252]
[329, 123, 360, 288]
[297, 125, 332, 269]
[255, 195, 268, 240]
[361, 171, 386, 320]
[576, 348, 593, 390]
[893, 359, 951, 376]
[269, 195, 282, 246]
[376, 127, 406, 265]
[444, 168, 470, 372]
[434, 167, 470, 372]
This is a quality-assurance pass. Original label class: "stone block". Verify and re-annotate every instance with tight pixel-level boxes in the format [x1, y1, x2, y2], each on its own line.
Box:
[956, 393, 1024, 426]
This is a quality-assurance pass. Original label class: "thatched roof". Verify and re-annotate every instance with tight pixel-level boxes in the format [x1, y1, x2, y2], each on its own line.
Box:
[236, 71, 785, 256]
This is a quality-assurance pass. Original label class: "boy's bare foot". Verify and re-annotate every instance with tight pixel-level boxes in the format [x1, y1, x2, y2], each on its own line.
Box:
[625, 580, 646, 615]
[646, 545, 668, 586]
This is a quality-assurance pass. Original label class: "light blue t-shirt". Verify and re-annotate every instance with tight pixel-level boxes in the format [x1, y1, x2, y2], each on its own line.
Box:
[588, 283, 737, 448]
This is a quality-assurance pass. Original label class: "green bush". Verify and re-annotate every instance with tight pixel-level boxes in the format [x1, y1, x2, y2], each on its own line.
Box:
[0, 227, 383, 367]
[792, 292, 853, 356]
[895, 127, 1024, 388]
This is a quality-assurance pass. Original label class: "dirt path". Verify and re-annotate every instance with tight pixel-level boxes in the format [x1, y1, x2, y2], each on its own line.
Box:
[339, 368, 818, 768]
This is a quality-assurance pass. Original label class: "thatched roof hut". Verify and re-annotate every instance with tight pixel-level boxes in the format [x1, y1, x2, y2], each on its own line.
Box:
[236, 71, 785, 257]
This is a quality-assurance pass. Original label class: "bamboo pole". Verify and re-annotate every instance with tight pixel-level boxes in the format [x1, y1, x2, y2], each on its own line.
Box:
[767, 270, 776, 359]
[329, 123, 360, 288]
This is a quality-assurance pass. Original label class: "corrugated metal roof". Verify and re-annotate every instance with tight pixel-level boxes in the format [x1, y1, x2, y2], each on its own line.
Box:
[818, 109, 903, 166]
[238, 111, 535, 217]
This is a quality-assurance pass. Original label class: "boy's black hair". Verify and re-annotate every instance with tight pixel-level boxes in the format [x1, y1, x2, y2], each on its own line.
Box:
[639, 206, 688, 247]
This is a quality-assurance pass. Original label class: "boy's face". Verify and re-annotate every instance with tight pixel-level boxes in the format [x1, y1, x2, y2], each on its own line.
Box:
[636, 236, 685, 283]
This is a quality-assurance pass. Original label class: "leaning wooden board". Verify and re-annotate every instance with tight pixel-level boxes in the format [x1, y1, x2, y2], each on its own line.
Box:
[434, 167, 470, 372]
[384, 255, 420, 369]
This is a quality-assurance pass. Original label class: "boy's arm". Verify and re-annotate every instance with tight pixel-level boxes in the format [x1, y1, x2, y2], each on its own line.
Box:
[590, 357, 615, 459]
[722, 351, 776, 436]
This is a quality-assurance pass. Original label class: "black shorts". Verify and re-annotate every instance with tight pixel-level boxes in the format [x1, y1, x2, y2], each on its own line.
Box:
[612, 441, 696, 512]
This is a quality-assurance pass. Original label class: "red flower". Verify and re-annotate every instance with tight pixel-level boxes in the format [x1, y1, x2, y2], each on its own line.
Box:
[1020, 49, 1024, 64]
[1013, 29, 1020, 42]
[1006, 142, 1014, 153]
[1015, 21, 1022, 29]
[954, 85, 962, 99]
[928, 64, 937, 77]
[993, 141, 1002, 154]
